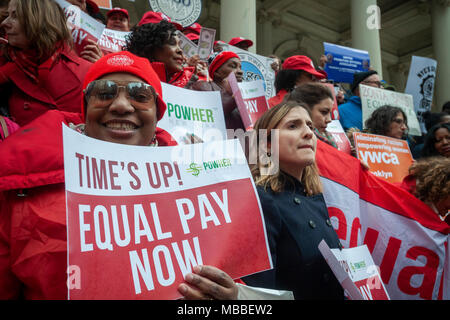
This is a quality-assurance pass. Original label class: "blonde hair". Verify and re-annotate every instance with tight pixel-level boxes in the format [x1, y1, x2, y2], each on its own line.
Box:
[15, 0, 72, 59]
[251, 102, 323, 196]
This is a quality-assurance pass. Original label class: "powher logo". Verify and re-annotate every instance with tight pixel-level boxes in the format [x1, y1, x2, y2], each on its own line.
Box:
[107, 55, 134, 66]
[186, 159, 232, 176]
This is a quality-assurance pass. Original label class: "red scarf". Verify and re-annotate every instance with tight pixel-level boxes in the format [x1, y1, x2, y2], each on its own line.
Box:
[6, 45, 61, 83]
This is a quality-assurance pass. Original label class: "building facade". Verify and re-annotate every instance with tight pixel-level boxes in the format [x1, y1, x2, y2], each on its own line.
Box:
[104, 0, 449, 111]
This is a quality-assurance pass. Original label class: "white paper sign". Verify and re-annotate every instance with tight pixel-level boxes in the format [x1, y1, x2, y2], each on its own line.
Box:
[98, 28, 131, 55]
[319, 240, 390, 300]
[158, 83, 227, 144]
[360, 84, 421, 136]
[404, 56, 437, 133]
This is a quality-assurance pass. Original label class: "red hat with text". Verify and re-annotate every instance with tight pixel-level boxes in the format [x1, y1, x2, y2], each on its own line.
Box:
[82, 51, 166, 121]
[107, 8, 129, 20]
[228, 37, 253, 48]
[282, 55, 326, 79]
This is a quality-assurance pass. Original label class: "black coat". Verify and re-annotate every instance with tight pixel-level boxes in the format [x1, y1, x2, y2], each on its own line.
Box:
[243, 179, 345, 300]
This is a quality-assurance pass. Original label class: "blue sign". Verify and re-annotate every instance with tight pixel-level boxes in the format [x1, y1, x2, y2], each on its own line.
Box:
[323, 42, 370, 84]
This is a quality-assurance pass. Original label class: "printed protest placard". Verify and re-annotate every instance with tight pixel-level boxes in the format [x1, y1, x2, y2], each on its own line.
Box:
[359, 84, 421, 136]
[404, 56, 437, 133]
[353, 132, 413, 183]
[323, 42, 370, 84]
[98, 28, 131, 55]
[55, 0, 105, 56]
[91, 0, 112, 10]
[228, 72, 269, 131]
[327, 120, 352, 155]
[63, 125, 272, 300]
[319, 240, 390, 300]
[157, 83, 227, 144]
[220, 42, 276, 99]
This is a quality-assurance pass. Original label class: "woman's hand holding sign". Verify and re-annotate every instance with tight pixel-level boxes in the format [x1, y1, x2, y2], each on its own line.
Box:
[178, 265, 238, 300]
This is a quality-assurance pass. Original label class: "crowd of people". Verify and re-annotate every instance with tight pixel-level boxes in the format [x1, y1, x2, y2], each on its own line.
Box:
[0, 0, 448, 300]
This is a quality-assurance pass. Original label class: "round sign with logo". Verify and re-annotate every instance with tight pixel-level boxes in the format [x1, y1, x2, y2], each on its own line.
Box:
[149, 0, 202, 27]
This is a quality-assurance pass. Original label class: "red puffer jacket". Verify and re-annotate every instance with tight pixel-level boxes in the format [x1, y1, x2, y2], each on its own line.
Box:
[0, 110, 176, 299]
[0, 47, 92, 127]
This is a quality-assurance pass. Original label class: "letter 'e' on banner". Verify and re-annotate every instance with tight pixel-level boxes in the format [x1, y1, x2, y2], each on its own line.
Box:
[62, 125, 272, 300]
[353, 132, 413, 184]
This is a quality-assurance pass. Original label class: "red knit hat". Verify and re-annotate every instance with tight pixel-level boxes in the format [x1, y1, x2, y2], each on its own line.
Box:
[282, 55, 326, 79]
[208, 51, 240, 79]
[138, 11, 183, 30]
[82, 51, 166, 121]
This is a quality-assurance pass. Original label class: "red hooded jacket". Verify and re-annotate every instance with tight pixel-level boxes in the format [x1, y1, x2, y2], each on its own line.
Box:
[0, 110, 176, 299]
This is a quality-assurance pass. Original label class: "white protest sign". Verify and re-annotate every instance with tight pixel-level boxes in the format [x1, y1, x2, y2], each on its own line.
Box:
[319, 240, 390, 300]
[219, 42, 276, 99]
[158, 82, 227, 144]
[404, 56, 437, 133]
[63, 125, 272, 299]
[326, 120, 352, 154]
[228, 72, 269, 131]
[55, 0, 105, 56]
[98, 28, 131, 55]
[360, 84, 421, 136]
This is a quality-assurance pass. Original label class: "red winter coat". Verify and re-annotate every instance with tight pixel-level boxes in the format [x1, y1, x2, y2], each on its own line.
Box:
[0, 47, 92, 126]
[0, 110, 176, 299]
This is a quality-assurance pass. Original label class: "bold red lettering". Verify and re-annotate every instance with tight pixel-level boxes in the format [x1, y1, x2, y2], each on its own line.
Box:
[349, 218, 361, 248]
[160, 162, 173, 188]
[397, 246, 440, 300]
[363, 227, 379, 254]
[75, 153, 84, 187]
[328, 207, 347, 242]
[92, 158, 107, 189]
[380, 237, 402, 284]
[438, 242, 448, 300]
[146, 163, 161, 189]
[128, 162, 141, 190]
[108, 161, 121, 190]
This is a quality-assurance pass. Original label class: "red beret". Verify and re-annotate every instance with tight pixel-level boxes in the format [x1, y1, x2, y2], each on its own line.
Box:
[82, 51, 166, 121]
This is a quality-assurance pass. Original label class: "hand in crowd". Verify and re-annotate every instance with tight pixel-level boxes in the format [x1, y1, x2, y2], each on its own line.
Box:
[186, 55, 209, 78]
[80, 39, 103, 63]
[178, 265, 238, 300]
[182, 133, 204, 144]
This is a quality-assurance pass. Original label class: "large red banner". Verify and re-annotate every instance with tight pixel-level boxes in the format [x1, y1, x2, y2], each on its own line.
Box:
[316, 139, 449, 300]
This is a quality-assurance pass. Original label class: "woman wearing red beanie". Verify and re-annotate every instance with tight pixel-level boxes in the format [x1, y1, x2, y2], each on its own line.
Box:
[189, 51, 245, 130]
[0, 51, 239, 300]
[125, 20, 198, 88]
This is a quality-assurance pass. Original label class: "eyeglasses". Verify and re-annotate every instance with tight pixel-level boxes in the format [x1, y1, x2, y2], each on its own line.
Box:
[392, 118, 407, 126]
[84, 80, 156, 110]
[361, 80, 383, 88]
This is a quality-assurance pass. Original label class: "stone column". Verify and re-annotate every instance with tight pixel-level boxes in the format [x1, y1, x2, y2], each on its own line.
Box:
[220, 0, 257, 53]
[431, 0, 450, 111]
[351, 0, 383, 78]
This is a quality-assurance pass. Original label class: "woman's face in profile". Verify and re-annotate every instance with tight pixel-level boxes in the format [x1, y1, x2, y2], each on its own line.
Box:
[1, 0, 30, 50]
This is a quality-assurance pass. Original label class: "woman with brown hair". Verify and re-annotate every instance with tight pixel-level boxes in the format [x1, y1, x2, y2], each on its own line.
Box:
[286, 83, 338, 148]
[0, 0, 91, 126]
[242, 101, 344, 300]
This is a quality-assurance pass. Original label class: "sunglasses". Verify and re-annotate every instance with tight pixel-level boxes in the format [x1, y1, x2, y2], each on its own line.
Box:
[84, 80, 156, 110]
